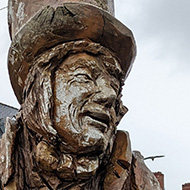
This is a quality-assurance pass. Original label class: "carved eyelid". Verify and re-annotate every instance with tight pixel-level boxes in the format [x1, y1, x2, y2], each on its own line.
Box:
[73, 68, 93, 79]
[75, 73, 92, 81]
[66, 72, 92, 85]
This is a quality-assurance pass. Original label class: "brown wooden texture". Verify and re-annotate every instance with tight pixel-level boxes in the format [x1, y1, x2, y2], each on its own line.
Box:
[0, 0, 161, 189]
[8, 3, 136, 104]
[8, 0, 115, 39]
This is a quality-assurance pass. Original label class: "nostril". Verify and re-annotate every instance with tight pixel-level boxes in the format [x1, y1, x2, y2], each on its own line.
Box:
[105, 95, 116, 108]
[105, 101, 113, 108]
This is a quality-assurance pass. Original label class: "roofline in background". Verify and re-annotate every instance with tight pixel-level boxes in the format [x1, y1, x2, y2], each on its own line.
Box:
[0, 102, 19, 111]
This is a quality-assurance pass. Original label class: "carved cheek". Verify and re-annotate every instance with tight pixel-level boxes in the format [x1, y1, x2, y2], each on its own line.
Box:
[54, 77, 72, 122]
[68, 82, 96, 103]
[54, 76, 96, 125]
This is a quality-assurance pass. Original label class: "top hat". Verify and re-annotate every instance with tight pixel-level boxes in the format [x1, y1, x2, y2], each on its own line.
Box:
[8, 0, 136, 104]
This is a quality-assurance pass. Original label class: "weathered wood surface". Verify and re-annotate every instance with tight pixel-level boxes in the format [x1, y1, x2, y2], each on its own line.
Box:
[8, 3, 136, 104]
[0, 0, 161, 189]
[8, 0, 115, 38]
[0, 122, 162, 189]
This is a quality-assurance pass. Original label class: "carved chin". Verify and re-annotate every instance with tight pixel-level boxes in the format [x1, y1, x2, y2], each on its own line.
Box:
[54, 113, 114, 154]
[59, 128, 112, 155]
[78, 129, 110, 154]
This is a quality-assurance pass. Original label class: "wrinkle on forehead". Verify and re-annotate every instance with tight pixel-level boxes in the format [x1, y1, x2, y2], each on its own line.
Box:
[59, 53, 99, 72]
[58, 52, 123, 84]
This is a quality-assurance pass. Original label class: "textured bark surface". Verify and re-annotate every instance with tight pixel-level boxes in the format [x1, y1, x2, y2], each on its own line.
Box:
[8, 3, 136, 104]
[8, 0, 115, 38]
[132, 151, 162, 190]
[0, 118, 17, 187]
[103, 131, 132, 190]
[1, 0, 160, 189]
[0, 122, 162, 190]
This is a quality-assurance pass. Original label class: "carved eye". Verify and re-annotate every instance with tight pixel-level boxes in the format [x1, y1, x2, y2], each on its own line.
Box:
[75, 74, 92, 83]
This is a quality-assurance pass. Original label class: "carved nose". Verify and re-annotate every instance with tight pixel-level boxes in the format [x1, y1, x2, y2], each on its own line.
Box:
[92, 83, 117, 108]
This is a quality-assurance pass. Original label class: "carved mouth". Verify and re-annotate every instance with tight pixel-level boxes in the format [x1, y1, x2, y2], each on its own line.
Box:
[82, 111, 110, 132]
[86, 112, 110, 126]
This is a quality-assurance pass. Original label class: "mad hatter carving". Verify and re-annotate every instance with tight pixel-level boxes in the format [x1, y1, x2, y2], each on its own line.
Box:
[0, 0, 162, 189]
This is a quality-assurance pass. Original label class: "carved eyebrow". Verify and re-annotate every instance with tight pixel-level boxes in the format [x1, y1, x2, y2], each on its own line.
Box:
[70, 68, 92, 77]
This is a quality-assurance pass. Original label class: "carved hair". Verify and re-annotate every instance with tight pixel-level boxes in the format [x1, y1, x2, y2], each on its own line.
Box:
[21, 40, 127, 142]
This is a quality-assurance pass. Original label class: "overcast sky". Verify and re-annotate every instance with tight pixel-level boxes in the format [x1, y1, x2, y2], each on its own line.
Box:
[0, 1, 190, 190]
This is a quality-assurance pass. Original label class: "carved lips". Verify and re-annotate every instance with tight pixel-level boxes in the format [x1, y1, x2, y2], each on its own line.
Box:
[82, 111, 110, 133]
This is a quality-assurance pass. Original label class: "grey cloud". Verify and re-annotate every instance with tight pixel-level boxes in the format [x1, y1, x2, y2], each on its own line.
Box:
[116, 0, 190, 72]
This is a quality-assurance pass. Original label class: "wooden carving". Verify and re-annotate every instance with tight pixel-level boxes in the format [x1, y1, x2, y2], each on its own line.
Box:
[0, 0, 162, 189]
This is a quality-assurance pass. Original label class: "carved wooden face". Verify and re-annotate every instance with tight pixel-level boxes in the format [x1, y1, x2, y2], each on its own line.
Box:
[54, 53, 120, 154]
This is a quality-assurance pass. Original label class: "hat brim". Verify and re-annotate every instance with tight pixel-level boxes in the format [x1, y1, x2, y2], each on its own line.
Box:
[8, 3, 136, 104]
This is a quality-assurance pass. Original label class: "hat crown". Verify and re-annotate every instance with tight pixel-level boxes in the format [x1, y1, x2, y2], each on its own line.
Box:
[8, 0, 136, 104]
[8, 0, 114, 39]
